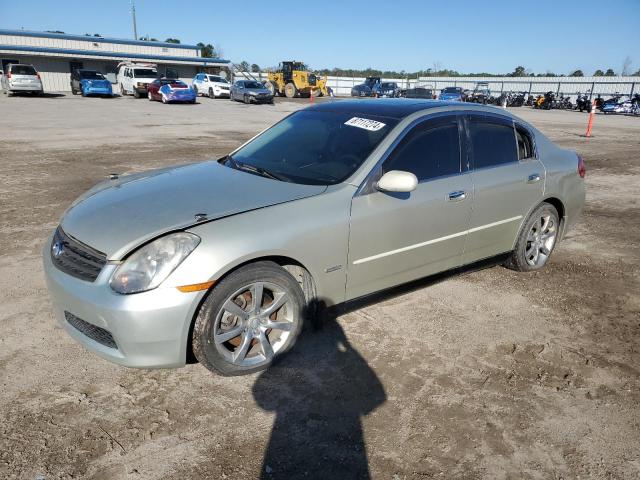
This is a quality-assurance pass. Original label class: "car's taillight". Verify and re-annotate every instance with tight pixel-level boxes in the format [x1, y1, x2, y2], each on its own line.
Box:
[36, 73, 41, 79]
[6, 72, 11, 79]
[577, 154, 586, 178]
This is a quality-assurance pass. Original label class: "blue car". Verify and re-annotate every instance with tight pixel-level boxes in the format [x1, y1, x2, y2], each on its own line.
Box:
[147, 78, 197, 104]
[70, 69, 113, 97]
[438, 86, 465, 101]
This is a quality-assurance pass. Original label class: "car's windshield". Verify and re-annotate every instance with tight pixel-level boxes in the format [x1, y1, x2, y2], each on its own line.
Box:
[209, 75, 228, 83]
[364, 78, 380, 87]
[381, 83, 395, 89]
[134, 69, 157, 77]
[226, 110, 398, 185]
[11, 65, 37, 75]
[79, 71, 105, 80]
[443, 87, 461, 94]
[244, 81, 263, 89]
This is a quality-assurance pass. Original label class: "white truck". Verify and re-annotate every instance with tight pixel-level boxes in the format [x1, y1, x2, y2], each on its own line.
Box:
[116, 63, 158, 98]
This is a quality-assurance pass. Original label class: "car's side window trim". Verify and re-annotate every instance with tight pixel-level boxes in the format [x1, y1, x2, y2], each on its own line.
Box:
[355, 112, 464, 196]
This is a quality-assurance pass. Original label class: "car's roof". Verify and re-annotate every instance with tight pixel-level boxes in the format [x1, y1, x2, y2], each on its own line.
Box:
[309, 99, 493, 120]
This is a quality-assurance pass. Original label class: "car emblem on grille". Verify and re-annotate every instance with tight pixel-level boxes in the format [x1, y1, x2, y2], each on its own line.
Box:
[52, 241, 65, 258]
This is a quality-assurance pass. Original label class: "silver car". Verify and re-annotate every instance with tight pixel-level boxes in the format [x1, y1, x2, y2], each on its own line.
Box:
[1, 63, 44, 96]
[230, 79, 274, 104]
[43, 100, 585, 375]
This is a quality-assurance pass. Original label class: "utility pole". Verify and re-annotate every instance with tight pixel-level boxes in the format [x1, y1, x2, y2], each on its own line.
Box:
[131, 0, 138, 40]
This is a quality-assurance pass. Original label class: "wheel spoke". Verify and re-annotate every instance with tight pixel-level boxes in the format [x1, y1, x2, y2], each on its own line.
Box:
[252, 282, 264, 314]
[261, 292, 289, 317]
[223, 300, 249, 320]
[214, 324, 244, 344]
[540, 245, 551, 256]
[540, 215, 551, 233]
[265, 320, 293, 332]
[258, 331, 274, 360]
[232, 331, 252, 363]
[525, 243, 536, 256]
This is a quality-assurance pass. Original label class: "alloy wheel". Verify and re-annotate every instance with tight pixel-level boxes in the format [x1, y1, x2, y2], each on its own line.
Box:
[525, 213, 557, 267]
[213, 281, 294, 367]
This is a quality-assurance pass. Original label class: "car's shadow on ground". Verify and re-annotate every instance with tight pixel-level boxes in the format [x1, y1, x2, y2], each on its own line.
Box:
[251, 254, 509, 479]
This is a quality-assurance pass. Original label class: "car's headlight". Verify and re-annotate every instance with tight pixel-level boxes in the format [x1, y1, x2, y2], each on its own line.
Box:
[249, 91, 257, 95]
[110, 232, 200, 294]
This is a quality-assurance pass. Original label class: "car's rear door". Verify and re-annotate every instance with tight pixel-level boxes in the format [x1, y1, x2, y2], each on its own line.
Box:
[462, 112, 545, 264]
[346, 114, 473, 299]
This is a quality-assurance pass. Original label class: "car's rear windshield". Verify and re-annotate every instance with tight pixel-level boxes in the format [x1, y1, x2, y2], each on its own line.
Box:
[11, 65, 37, 75]
[244, 81, 263, 89]
[443, 87, 461, 93]
[227, 110, 398, 185]
[381, 83, 395, 88]
[209, 75, 228, 83]
[134, 69, 157, 77]
[79, 71, 105, 79]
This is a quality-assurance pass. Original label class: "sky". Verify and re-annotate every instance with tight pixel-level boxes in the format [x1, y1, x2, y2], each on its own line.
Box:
[1, 0, 639, 75]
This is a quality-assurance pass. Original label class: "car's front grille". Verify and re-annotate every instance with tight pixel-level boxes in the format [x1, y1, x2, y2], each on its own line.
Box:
[65, 311, 118, 349]
[51, 227, 107, 282]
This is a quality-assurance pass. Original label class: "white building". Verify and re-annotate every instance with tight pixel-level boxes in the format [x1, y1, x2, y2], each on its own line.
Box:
[0, 29, 229, 91]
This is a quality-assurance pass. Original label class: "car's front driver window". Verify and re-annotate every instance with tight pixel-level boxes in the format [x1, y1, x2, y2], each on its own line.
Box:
[383, 116, 462, 182]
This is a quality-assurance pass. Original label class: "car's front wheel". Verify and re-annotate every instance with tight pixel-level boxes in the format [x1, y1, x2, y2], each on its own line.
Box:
[505, 202, 559, 271]
[192, 261, 306, 376]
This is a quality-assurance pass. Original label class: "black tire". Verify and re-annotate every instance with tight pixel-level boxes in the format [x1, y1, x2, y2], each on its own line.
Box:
[193, 85, 198, 96]
[71, 86, 77, 95]
[81, 88, 86, 97]
[133, 88, 141, 99]
[243, 94, 251, 104]
[504, 202, 560, 272]
[192, 261, 306, 376]
[120, 84, 126, 96]
[209, 87, 214, 98]
[284, 82, 297, 98]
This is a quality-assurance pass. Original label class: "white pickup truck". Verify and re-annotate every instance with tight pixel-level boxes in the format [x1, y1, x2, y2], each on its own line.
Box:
[117, 63, 158, 98]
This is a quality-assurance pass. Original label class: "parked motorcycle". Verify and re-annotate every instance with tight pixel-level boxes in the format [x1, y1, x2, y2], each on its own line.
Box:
[575, 92, 592, 112]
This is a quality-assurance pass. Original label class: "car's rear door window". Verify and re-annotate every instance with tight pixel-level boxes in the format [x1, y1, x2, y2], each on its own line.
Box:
[12, 65, 37, 75]
[383, 115, 462, 181]
[468, 115, 518, 169]
[515, 125, 535, 160]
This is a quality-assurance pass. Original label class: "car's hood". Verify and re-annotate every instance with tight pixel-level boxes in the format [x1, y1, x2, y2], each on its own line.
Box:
[246, 88, 271, 94]
[61, 161, 327, 260]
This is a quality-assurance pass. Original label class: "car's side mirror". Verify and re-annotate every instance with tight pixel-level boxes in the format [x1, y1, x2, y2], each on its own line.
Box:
[376, 170, 418, 193]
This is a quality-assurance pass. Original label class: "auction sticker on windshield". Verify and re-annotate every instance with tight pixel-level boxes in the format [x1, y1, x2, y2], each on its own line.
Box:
[344, 117, 386, 131]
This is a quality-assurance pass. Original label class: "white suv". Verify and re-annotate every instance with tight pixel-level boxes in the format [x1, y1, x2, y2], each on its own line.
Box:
[117, 64, 158, 98]
[1, 64, 44, 96]
[192, 74, 231, 98]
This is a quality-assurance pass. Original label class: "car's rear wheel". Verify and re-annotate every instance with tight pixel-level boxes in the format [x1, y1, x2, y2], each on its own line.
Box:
[120, 84, 125, 96]
[192, 261, 305, 376]
[505, 202, 559, 272]
[161, 94, 168, 104]
[209, 87, 215, 98]
[193, 85, 198, 96]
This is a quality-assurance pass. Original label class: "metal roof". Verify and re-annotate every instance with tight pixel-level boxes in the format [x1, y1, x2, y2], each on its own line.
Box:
[309, 99, 493, 119]
[0, 44, 230, 65]
[0, 28, 201, 50]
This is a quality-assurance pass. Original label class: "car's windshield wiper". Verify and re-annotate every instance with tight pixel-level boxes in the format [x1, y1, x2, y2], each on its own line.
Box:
[222, 155, 288, 182]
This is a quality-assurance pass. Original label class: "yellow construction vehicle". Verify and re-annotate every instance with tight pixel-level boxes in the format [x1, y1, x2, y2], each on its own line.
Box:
[267, 61, 329, 98]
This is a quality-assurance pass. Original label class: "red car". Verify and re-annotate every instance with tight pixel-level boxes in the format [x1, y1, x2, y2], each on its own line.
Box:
[147, 78, 197, 104]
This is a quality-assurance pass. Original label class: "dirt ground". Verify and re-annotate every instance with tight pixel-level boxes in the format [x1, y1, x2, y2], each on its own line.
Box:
[0, 93, 638, 480]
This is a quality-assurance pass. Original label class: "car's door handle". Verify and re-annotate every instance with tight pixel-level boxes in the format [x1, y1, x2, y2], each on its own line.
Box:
[527, 173, 541, 183]
[448, 190, 467, 201]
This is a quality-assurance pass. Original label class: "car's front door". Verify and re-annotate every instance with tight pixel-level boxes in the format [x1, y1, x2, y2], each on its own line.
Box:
[462, 113, 545, 264]
[346, 114, 474, 299]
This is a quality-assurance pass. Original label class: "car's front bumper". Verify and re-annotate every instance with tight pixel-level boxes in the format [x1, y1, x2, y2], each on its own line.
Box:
[42, 237, 204, 368]
[84, 86, 113, 96]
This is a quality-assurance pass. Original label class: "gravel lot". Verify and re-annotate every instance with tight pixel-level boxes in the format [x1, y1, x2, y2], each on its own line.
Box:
[0, 93, 638, 480]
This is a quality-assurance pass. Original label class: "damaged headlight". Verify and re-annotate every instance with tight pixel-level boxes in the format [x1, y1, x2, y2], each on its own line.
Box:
[110, 232, 200, 294]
